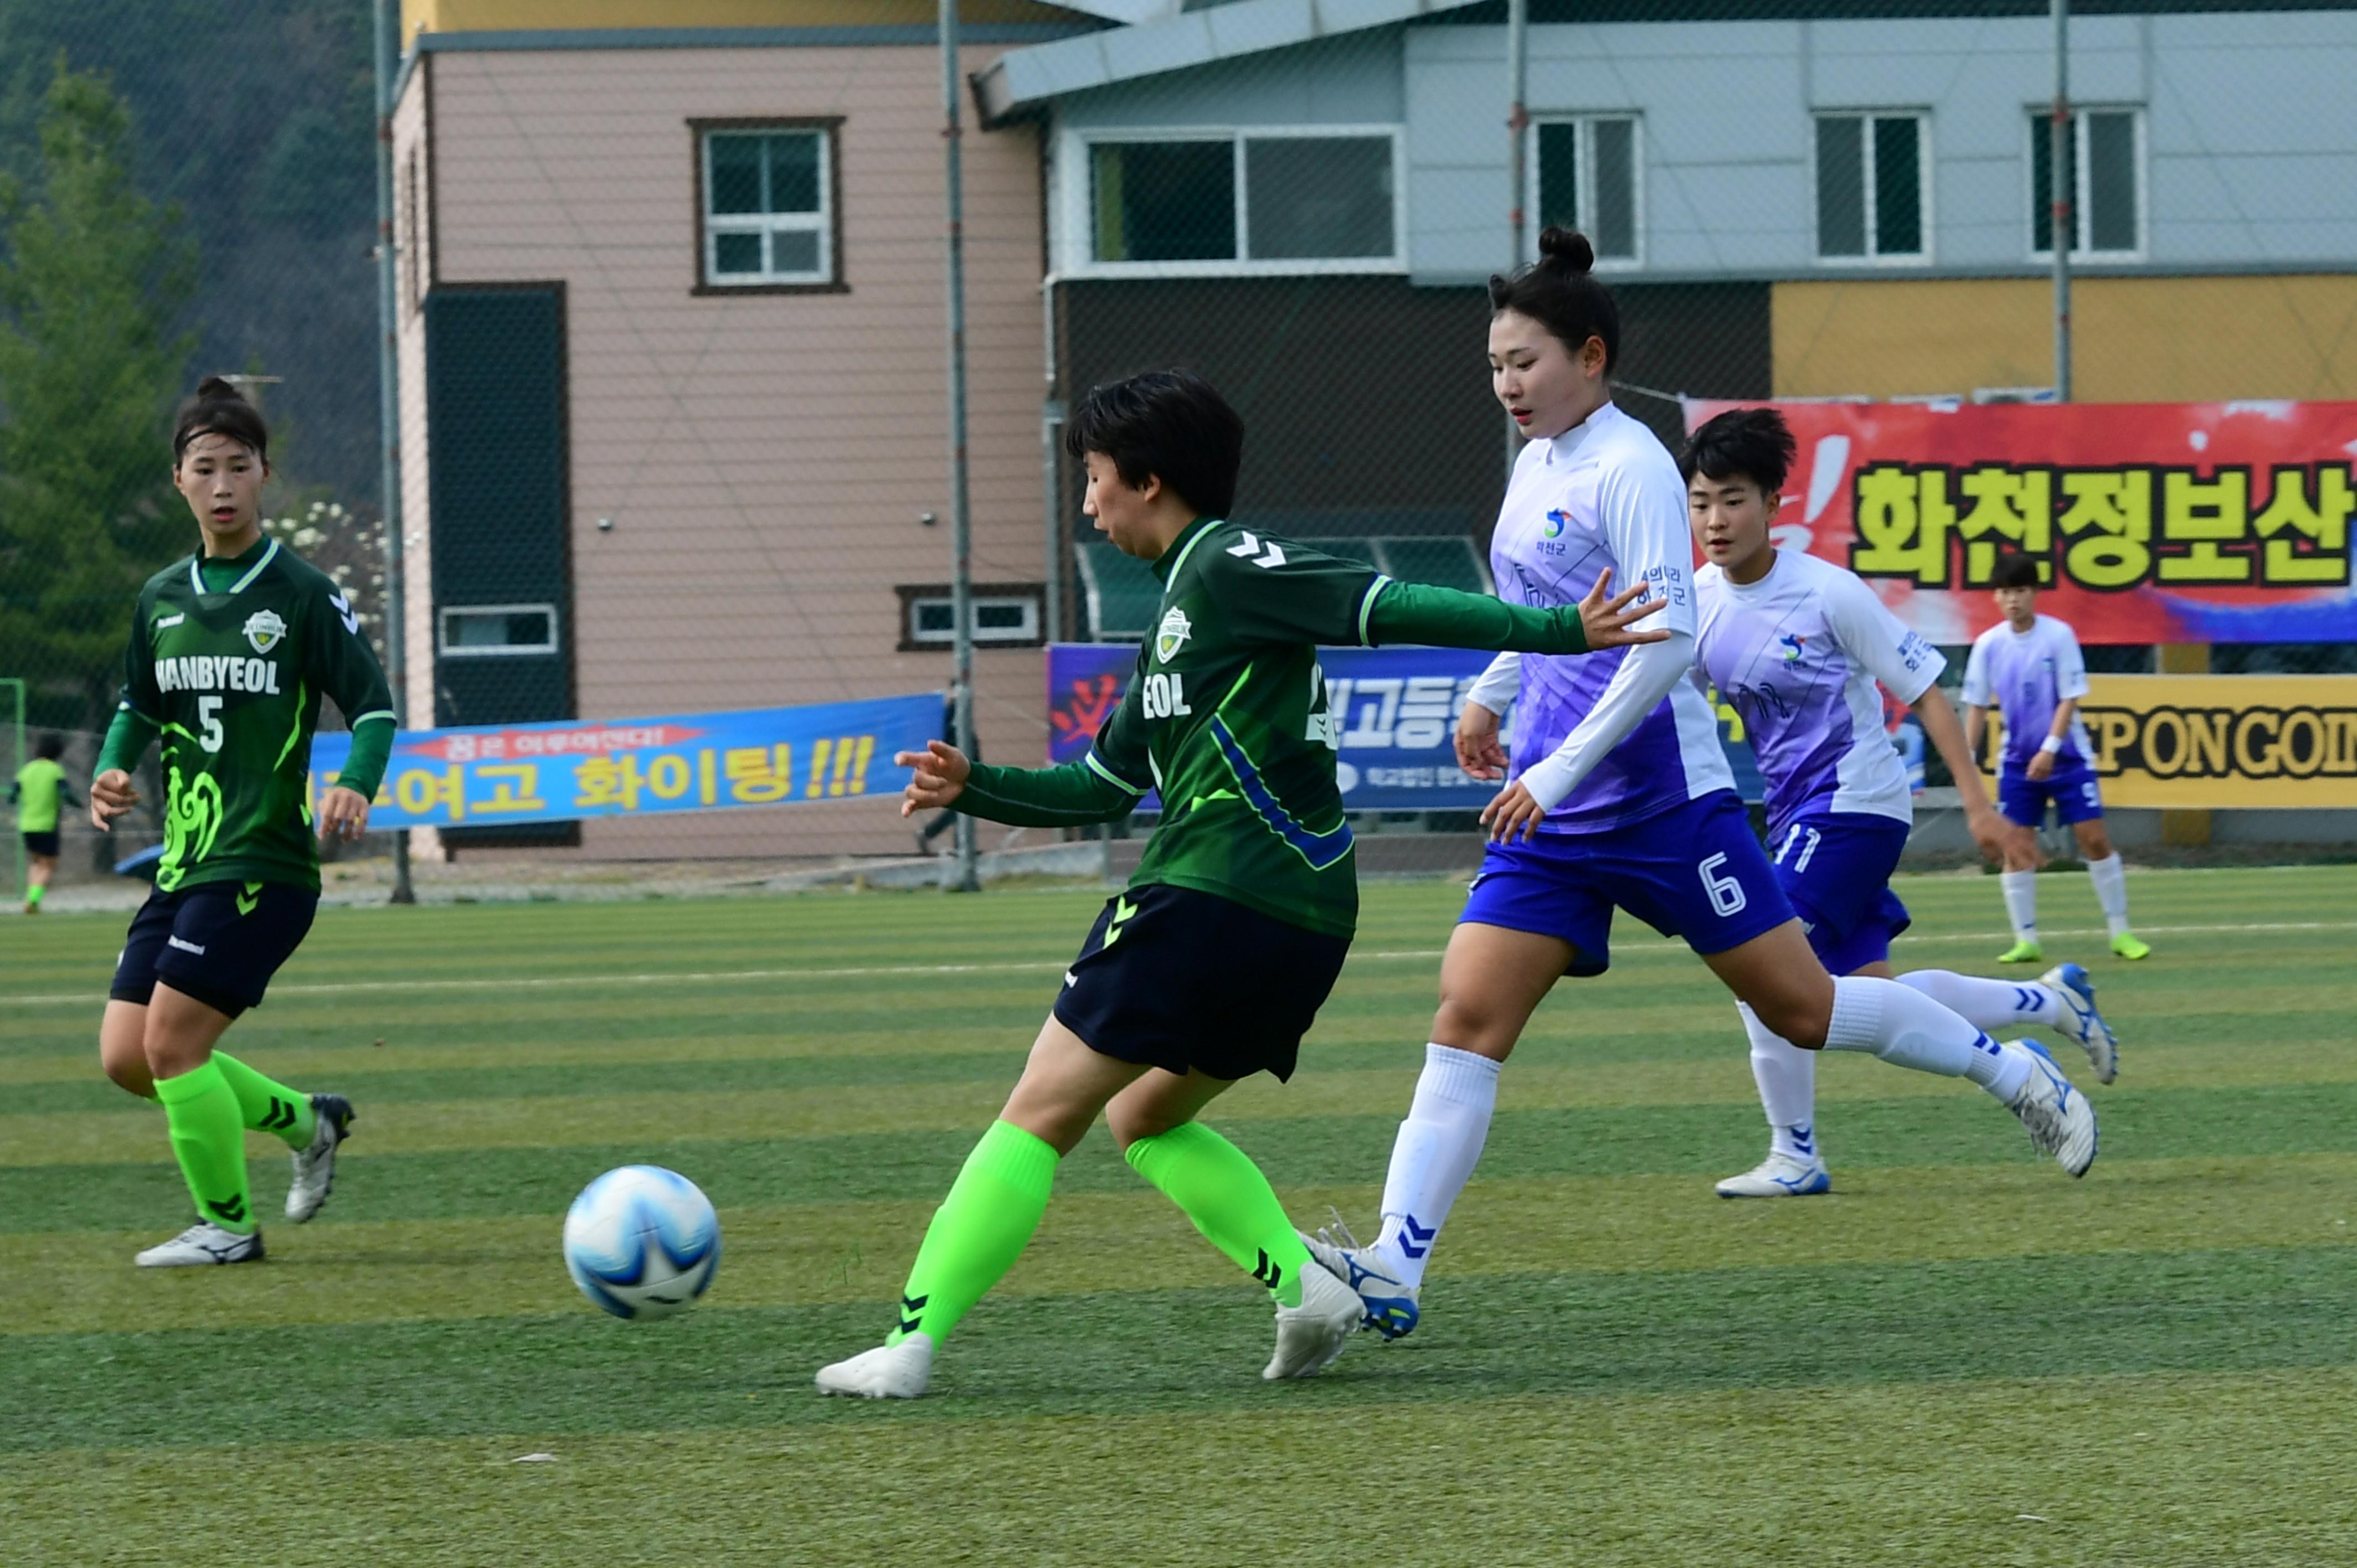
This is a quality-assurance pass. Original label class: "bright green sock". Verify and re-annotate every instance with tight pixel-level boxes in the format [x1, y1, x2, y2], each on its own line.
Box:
[1124, 1121, 1310, 1308]
[25, 884, 42, 907]
[154, 1060, 256, 1234]
[209, 1051, 315, 1148]
[887, 1120, 1058, 1347]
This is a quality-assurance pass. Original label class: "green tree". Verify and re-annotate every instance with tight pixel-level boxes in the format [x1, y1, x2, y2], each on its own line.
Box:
[0, 60, 195, 728]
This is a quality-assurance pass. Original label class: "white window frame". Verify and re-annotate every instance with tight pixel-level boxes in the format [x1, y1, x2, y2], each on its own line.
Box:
[900, 589, 1043, 649]
[440, 604, 560, 659]
[2027, 105, 2148, 263]
[1057, 125, 1407, 279]
[1524, 115, 1645, 270]
[1810, 110, 1934, 267]
[699, 125, 835, 288]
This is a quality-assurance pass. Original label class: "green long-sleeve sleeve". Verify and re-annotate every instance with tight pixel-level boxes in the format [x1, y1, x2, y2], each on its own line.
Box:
[95, 705, 159, 777]
[955, 756, 1142, 827]
[1365, 580, 1587, 654]
[335, 715, 397, 801]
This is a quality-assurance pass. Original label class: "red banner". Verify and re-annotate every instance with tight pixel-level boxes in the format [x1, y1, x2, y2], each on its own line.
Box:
[1682, 399, 2357, 644]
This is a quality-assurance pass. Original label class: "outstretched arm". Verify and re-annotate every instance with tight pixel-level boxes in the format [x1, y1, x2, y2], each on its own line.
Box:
[1916, 685, 2037, 866]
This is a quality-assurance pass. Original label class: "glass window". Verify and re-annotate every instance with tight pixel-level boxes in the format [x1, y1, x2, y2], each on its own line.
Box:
[1084, 131, 1401, 269]
[1091, 140, 1235, 263]
[701, 127, 833, 287]
[2032, 108, 2142, 257]
[1244, 136, 1394, 260]
[1532, 117, 1640, 263]
[441, 605, 558, 658]
[1815, 114, 1926, 261]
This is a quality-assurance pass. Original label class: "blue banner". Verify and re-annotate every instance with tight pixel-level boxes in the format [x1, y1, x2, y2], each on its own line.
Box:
[309, 695, 939, 829]
[1047, 644, 1764, 810]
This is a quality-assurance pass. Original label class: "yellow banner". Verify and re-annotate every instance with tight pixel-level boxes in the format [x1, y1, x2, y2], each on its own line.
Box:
[1986, 674, 2357, 808]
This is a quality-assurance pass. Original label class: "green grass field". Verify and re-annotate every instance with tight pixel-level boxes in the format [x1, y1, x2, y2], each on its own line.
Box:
[6, 866, 2355, 1565]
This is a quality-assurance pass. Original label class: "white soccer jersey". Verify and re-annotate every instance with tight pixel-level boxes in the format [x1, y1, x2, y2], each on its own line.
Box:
[1694, 549, 1944, 838]
[1471, 400, 1733, 831]
[1962, 615, 2093, 773]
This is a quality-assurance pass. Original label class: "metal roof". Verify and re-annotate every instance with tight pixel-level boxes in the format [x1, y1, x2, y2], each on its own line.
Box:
[974, 0, 1483, 123]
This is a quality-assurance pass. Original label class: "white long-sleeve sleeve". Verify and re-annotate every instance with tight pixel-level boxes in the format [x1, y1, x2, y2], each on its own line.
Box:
[1512, 460, 1701, 814]
[1467, 651, 1521, 714]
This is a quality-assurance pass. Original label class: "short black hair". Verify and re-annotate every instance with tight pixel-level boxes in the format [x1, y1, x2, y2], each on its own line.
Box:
[174, 376, 269, 465]
[1991, 553, 2044, 590]
[1064, 368, 1244, 520]
[1488, 227, 1621, 374]
[35, 732, 64, 761]
[1679, 406, 1798, 493]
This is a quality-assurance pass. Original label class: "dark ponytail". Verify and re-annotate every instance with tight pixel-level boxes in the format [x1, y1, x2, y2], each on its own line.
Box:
[173, 376, 270, 465]
[1488, 226, 1620, 374]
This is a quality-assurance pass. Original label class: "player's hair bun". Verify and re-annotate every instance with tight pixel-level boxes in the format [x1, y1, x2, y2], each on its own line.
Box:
[1536, 226, 1596, 275]
[193, 375, 246, 404]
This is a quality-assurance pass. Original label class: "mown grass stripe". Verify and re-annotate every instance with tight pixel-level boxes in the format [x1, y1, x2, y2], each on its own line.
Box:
[4, 1155, 2348, 1337]
[7, 1082, 2354, 1235]
[4, 1369, 2350, 1567]
[4, 1245, 2352, 1454]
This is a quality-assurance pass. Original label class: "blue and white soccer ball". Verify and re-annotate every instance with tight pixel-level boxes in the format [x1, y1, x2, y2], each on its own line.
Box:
[562, 1165, 721, 1321]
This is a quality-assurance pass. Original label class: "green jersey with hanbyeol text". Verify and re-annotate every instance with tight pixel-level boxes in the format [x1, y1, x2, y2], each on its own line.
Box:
[955, 517, 1597, 938]
[106, 538, 395, 895]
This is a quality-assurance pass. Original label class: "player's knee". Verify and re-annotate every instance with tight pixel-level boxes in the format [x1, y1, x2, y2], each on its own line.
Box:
[1750, 986, 1834, 1050]
[1429, 994, 1516, 1062]
[100, 1048, 155, 1098]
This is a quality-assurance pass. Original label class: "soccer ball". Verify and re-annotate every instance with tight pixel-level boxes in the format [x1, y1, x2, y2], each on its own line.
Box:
[562, 1165, 721, 1321]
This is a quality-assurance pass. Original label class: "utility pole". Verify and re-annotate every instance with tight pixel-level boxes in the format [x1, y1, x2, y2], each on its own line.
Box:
[940, 0, 980, 893]
[373, 0, 414, 904]
[2051, 0, 2073, 404]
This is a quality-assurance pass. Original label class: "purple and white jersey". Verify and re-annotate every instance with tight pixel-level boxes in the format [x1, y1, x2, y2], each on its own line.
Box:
[1694, 549, 1944, 839]
[1473, 401, 1732, 833]
[1962, 615, 2092, 774]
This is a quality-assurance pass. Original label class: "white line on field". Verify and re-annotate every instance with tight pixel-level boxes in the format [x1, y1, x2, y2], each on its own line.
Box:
[7, 917, 2348, 1009]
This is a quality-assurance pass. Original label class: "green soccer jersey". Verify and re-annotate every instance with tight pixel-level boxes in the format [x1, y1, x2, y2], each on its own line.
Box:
[12, 758, 69, 834]
[103, 538, 395, 895]
[956, 517, 1594, 938]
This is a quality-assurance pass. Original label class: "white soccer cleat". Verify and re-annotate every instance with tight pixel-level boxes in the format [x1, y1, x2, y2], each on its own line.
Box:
[1715, 1152, 1833, 1199]
[2039, 964, 2119, 1085]
[285, 1093, 354, 1223]
[135, 1221, 265, 1267]
[815, 1334, 934, 1399]
[1263, 1257, 1361, 1381]
[1299, 1219, 1422, 1341]
[2004, 1040, 2099, 1178]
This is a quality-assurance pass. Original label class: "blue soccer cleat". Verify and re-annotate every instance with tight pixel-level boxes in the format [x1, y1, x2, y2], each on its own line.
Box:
[2040, 963, 2119, 1085]
[1299, 1216, 1421, 1342]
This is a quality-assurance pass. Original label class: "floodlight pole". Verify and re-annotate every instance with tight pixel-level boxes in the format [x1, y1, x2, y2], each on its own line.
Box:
[941, 0, 980, 893]
[1504, 0, 1529, 473]
[2050, 0, 2072, 404]
[373, 0, 414, 904]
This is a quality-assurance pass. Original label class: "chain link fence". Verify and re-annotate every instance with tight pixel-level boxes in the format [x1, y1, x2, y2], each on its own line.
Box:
[7, 3, 2356, 902]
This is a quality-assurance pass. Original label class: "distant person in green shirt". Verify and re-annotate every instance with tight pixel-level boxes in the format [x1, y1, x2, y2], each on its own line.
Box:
[86, 377, 397, 1268]
[10, 732, 75, 914]
[813, 368, 1669, 1400]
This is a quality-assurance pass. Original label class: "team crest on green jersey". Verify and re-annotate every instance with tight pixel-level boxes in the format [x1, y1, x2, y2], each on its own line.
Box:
[243, 608, 287, 654]
[1156, 607, 1193, 664]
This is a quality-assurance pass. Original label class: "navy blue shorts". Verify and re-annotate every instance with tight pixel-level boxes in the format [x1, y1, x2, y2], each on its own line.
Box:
[22, 830, 59, 858]
[1999, 765, 2104, 827]
[1768, 812, 1913, 974]
[110, 881, 317, 1020]
[1459, 790, 1795, 976]
[1052, 883, 1350, 1083]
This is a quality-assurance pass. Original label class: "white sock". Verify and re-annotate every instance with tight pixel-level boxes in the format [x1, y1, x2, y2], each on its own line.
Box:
[1823, 975, 2032, 1102]
[2087, 853, 2130, 940]
[1897, 969, 2060, 1030]
[1375, 1044, 1502, 1288]
[1737, 1002, 1819, 1163]
[2000, 870, 2039, 945]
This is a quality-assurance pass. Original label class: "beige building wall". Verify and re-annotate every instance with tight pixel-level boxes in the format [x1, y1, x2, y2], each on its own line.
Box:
[401, 39, 1057, 859]
[402, 0, 1085, 39]
[1773, 275, 2357, 402]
